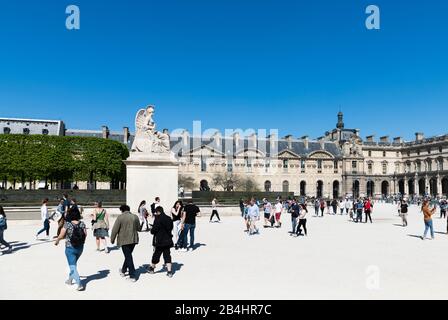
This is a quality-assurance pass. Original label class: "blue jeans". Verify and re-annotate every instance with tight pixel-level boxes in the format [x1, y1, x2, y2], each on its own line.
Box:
[291, 217, 297, 233]
[65, 246, 84, 285]
[37, 219, 50, 237]
[423, 220, 434, 239]
[180, 224, 195, 249]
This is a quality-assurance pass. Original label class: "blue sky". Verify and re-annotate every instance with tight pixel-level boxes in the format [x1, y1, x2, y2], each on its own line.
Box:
[0, 0, 447, 140]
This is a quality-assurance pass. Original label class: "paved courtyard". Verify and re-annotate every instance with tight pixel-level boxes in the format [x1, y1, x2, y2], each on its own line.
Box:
[1, 203, 447, 300]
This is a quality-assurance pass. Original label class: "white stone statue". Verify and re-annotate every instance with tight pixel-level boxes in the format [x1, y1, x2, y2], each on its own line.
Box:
[131, 105, 170, 154]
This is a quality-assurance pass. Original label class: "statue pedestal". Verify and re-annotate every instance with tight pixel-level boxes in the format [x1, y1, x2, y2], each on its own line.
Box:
[124, 153, 179, 214]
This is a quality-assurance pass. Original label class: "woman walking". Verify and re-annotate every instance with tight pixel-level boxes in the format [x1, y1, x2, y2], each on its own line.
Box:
[171, 200, 183, 249]
[421, 200, 436, 240]
[138, 201, 150, 232]
[0, 206, 12, 254]
[91, 201, 110, 253]
[400, 199, 409, 227]
[55, 207, 87, 291]
[296, 203, 308, 237]
[148, 207, 174, 278]
[210, 198, 221, 223]
[274, 198, 283, 228]
[36, 198, 51, 240]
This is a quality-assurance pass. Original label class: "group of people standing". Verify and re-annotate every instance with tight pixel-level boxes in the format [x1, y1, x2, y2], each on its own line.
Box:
[240, 197, 308, 237]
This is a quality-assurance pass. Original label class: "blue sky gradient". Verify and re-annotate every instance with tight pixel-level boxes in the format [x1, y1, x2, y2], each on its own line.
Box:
[0, 0, 447, 140]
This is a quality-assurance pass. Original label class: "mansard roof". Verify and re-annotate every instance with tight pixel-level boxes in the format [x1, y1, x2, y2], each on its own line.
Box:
[170, 136, 343, 158]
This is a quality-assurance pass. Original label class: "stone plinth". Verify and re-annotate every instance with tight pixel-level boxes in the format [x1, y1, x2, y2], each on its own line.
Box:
[124, 153, 179, 213]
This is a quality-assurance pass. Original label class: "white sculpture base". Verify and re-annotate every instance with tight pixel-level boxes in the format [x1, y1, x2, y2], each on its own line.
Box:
[125, 153, 179, 214]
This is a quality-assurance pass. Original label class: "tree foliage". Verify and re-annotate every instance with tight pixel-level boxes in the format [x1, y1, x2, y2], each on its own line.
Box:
[179, 175, 195, 190]
[0, 135, 129, 184]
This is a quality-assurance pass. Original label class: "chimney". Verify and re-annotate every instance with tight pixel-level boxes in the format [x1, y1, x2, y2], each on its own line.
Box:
[123, 127, 130, 144]
[102, 126, 109, 139]
[380, 136, 389, 143]
[284, 135, 293, 149]
[355, 129, 360, 137]
[320, 140, 325, 150]
[393, 137, 403, 144]
[415, 132, 424, 142]
[366, 135, 375, 142]
[233, 132, 241, 148]
[182, 130, 189, 145]
[249, 133, 257, 148]
[212, 131, 221, 147]
[302, 136, 309, 149]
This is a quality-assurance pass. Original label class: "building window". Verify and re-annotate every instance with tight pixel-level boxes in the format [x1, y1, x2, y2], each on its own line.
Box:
[417, 162, 421, 172]
[383, 151, 386, 157]
[317, 160, 323, 173]
[3, 127, 11, 134]
[23, 128, 30, 135]
[396, 152, 399, 157]
[227, 160, 233, 172]
[201, 155, 207, 172]
[352, 161, 357, 174]
[407, 151, 410, 157]
[301, 159, 306, 173]
[428, 149, 431, 154]
[283, 159, 289, 172]
[246, 157, 252, 173]
[382, 163, 387, 175]
[427, 161, 432, 172]
[368, 163, 373, 175]
[334, 161, 338, 173]
[190, 154, 194, 163]
[42, 129, 49, 135]
[395, 163, 400, 174]
[440, 147, 443, 153]
[265, 159, 270, 173]
[368, 151, 372, 157]
[417, 150, 420, 156]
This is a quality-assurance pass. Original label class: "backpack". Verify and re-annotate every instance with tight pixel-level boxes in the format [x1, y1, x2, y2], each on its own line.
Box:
[0, 216, 6, 230]
[70, 223, 86, 248]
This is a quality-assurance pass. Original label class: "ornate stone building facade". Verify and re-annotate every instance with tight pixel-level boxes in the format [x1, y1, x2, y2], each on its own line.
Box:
[171, 113, 448, 198]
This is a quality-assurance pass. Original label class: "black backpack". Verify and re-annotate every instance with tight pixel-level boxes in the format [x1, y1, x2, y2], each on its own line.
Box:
[70, 223, 86, 248]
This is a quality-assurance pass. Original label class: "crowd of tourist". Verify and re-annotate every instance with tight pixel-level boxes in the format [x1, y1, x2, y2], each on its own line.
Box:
[0, 191, 447, 292]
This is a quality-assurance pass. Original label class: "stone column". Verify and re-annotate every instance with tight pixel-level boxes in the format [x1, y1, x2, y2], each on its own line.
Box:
[404, 178, 409, 195]
[437, 175, 442, 197]
[425, 175, 430, 196]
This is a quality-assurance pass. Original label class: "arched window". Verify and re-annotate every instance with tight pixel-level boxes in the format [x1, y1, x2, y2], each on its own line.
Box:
[264, 181, 272, 192]
[300, 181, 306, 196]
[3, 127, 10, 134]
[282, 180, 289, 193]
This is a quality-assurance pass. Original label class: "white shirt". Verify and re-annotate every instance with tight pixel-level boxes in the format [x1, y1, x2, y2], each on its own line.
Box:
[345, 200, 352, 209]
[212, 200, 217, 209]
[41, 204, 49, 222]
[274, 202, 283, 214]
[248, 204, 260, 218]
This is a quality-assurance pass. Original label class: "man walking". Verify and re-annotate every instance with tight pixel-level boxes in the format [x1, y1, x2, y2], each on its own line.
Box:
[400, 199, 409, 227]
[247, 198, 260, 236]
[179, 200, 201, 251]
[111, 205, 142, 282]
[289, 199, 300, 235]
[148, 207, 174, 278]
[296, 203, 308, 237]
[355, 199, 363, 223]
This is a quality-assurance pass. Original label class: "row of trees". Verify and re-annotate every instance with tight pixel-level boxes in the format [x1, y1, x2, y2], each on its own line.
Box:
[0, 135, 129, 188]
[179, 173, 260, 192]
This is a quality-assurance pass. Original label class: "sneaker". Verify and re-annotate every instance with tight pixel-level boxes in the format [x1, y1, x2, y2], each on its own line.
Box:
[118, 268, 126, 277]
[127, 277, 137, 283]
[65, 279, 73, 286]
[96, 249, 101, 252]
[76, 285, 85, 291]
[105, 247, 110, 254]
[167, 272, 173, 278]
[147, 267, 155, 274]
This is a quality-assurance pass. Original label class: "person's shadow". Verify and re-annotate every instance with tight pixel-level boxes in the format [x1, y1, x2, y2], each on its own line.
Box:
[190, 243, 206, 251]
[136, 262, 185, 276]
[82, 270, 110, 289]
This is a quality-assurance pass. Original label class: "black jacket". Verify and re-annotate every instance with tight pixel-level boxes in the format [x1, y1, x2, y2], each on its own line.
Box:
[150, 213, 174, 248]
